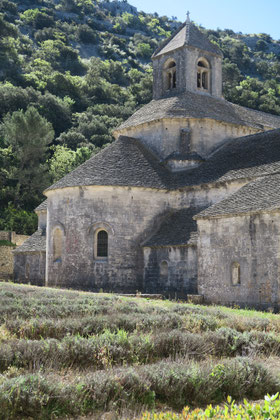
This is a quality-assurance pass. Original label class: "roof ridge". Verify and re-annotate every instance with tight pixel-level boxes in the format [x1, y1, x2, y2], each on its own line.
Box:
[194, 172, 280, 220]
[44, 140, 118, 193]
[44, 136, 172, 193]
[152, 22, 186, 58]
[230, 100, 280, 120]
[153, 21, 222, 58]
[124, 136, 176, 184]
[116, 91, 280, 133]
[185, 19, 190, 43]
[207, 127, 280, 160]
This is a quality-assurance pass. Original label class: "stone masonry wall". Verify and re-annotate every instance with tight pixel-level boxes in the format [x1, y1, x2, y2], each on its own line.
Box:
[0, 231, 29, 279]
[14, 252, 46, 286]
[0, 232, 11, 241]
[152, 46, 222, 99]
[45, 186, 181, 292]
[197, 212, 280, 309]
[117, 118, 259, 160]
[44, 180, 248, 293]
[143, 245, 197, 298]
[0, 246, 15, 280]
[0, 231, 29, 246]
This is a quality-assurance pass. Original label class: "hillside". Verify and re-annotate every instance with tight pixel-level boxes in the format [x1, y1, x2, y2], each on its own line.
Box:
[1, 0, 280, 234]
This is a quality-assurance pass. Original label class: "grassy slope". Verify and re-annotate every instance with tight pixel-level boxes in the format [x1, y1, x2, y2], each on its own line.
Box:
[1, 281, 280, 418]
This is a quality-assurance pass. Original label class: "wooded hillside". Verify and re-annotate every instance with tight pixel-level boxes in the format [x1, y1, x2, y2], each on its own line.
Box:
[1, 0, 280, 234]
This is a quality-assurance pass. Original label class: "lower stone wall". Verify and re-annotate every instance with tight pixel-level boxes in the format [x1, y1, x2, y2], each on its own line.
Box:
[0, 231, 30, 280]
[0, 232, 11, 242]
[13, 234, 29, 246]
[45, 186, 181, 292]
[14, 252, 46, 286]
[0, 231, 29, 246]
[0, 246, 15, 280]
[197, 212, 280, 310]
[143, 245, 197, 298]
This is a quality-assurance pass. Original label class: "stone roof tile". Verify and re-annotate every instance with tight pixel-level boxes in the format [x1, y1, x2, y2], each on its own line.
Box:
[45, 136, 172, 192]
[35, 200, 47, 212]
[13, 229, 46, 253]
[153, 22, 222, 58]
[116, 91, 280, 132]
[195, 174, 280, 219]
[173, 128, 280, 188]
[44, 129, 280, 193]
[143, 207, 205, 247]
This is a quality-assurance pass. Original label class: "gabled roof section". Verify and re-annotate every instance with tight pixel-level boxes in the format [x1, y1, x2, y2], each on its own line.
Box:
[44, 129, 280, 193]
[152, 21, 222, 58]
[45, 136, 172, 192]
[176, 128, 280, 188]
[116, 91, 280, 133]
[35, 200, 47, 212]
[13, 228, 46, 254]
[195, 173, 280, 219]
[143, 207, 205, 247]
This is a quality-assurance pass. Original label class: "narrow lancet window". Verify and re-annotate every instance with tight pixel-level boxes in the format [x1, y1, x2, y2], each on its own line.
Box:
[160, 261, 168, 277]
[97, 230, 108, 257]
[53, 228, 63, 262]
[231, 262, 241, 286]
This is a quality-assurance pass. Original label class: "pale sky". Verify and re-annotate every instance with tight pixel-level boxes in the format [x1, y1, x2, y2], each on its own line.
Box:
[130, 0, 280, 40]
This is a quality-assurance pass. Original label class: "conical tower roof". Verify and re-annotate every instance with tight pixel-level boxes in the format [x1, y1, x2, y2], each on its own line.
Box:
[152, 20, 222, 58]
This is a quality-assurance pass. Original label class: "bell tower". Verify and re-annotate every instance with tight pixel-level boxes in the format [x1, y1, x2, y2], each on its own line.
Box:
[152, 13, 223, 100]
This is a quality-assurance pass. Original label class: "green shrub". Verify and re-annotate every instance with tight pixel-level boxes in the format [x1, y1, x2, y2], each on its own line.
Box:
[77, 24, 97, 44]
[0, 359, 277, 419]
[0, 240, 15, 247]
[141, 393, 280, 419]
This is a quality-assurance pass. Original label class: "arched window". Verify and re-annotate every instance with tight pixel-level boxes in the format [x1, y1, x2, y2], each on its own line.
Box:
[160, 261, 168, 277]
[97, 230, 108, 258]
[231, 262, 240, 286]
[25, 262, 30, 280]
[53, 228, 63, 262]
[163, 59, 176, 91]
[197, 58, 210, 91]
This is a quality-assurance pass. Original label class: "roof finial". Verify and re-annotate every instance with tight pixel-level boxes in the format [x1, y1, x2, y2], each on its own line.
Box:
[186, 11, 190, 23]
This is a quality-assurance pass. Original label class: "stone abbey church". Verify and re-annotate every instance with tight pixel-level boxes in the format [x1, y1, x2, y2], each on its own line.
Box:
[14, 17, 280, 309]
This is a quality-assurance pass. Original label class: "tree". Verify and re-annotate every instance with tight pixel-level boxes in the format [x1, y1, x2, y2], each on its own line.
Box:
[48, 145, 94, 182]
[136, 43, 153, 59]
[1, 106, 54, 208]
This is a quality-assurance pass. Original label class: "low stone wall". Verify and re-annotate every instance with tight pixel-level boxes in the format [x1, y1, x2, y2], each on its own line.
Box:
[0, 231, 29, 280]
[0, 231, 11, 242]
[12, 233, 29, 246]
[0, 231, 29, 246]
[0, 245, 15, 280]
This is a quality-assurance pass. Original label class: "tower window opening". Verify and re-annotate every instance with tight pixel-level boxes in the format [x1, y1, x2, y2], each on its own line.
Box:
[164, 60, 177, 91]
[173, 71, 176, 88]
[202, 72, 208, 89]
[168, 72, 172, 89]
[197, 58, 210, 91]
[197, 72, 201, 88]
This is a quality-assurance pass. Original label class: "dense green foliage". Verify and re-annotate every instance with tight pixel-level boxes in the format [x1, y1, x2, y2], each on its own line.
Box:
[1, 0, 280, 233]
[1, 283, 280, 418]
[141, 394, 280, 419]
